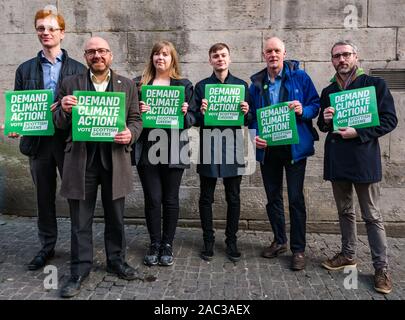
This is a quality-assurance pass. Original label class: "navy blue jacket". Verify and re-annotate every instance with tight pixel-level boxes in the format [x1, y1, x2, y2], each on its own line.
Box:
[191, 72, 250, 178]
[249, 61, 320, 163]
[317, 74, 397, 183]
[14, 49, 86, 156]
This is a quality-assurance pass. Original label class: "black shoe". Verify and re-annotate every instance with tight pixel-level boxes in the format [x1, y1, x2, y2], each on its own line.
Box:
[106, 261, 139, 280]
[159, 243, 174, 266]
[60, 274, 88, 298]
[144, 243, 160, 266]
[28, 249, 55, 271]
[200, 241, 214, 261]
[226, 242, 241, 262]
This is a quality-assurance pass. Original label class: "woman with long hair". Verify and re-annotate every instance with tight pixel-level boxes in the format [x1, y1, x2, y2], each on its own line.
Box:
[132, 40, 194, 266]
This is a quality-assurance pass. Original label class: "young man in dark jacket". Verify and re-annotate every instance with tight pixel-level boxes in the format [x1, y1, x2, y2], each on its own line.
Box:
[191, 43, 250, 262]
[11, 6, 86, 271]
[317, 40, 397, 294]
[249, 37, 320, 271]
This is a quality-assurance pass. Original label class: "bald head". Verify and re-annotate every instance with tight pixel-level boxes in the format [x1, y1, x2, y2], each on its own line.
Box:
[84, 36, 111, 51]
[263, 37, 286, 78]
[264, 37, 285, 54]
[84, 36, 113, 76]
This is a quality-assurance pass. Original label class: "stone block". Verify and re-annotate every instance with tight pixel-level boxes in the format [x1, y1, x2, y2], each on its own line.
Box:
[304, 62, 336, 95]
[271, 0, 367, 29]
[390, 92, 405, 163]
[380, 188, 405, 222]
[382, 163, 405, 188]
[0, 66, 19, 122]
[60, 0, 184, 32]
[399, 28, 405, 60]
[369, 0, 405, 27]
[264, 28, 397, 61]
[184, 0, 270, 30]
[128, 31, 189, 64]
[61, 32, 92, 63]
[0, 34, 41, 65]
[183, 31, 262, 63]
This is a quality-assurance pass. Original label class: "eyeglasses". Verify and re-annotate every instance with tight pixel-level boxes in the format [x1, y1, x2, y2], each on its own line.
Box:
[84, 48, 111, 57]
[332, 52, 355, 60]
[36, 26, 62, 33]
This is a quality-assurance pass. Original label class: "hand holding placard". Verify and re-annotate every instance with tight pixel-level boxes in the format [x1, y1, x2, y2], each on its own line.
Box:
[139, 101, 151, 113]
[114, 126, 132, 144]
[323, 107, 335, 124]
[200, 99, 208, 115]
[62, 95, 77, 114]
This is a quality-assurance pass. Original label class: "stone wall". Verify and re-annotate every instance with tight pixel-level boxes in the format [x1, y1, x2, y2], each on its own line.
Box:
[0, 0, 404, 235]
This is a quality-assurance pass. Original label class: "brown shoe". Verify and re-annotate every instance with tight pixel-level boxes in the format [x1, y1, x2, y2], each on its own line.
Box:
[262, 241, 287, 258]
[374, 268, 392, 294]
[291, 252, 305, 271]
[322, 252, 357, 271]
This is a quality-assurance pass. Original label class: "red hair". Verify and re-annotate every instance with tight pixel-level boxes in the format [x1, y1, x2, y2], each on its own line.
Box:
[34, 9, 65, 30]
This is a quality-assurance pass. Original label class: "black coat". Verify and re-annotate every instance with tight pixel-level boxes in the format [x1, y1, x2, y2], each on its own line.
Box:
[131, 77, 194, 169]
[14, 49, 86, 156]
[190, 72, 251, 178]
[317, 74, 397, 183]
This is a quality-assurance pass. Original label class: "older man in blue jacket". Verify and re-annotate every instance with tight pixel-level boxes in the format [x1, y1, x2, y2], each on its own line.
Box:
[249, 37, 320, 270]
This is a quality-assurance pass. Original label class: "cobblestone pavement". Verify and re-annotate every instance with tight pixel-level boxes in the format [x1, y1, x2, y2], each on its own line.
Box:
[0, 215, 404, 300]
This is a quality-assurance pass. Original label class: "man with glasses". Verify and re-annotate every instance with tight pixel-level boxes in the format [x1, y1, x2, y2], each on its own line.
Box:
[11, 6, 85, 271]
[54, 36, 142, 298]
[317, 40, 397, 294]
[249, 37, 320, 271]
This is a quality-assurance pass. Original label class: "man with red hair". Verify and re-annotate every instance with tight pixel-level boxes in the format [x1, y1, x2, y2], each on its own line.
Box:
[11, 5, 86, 270]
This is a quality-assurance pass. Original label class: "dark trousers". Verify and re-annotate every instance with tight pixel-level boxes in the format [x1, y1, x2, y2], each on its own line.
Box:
[199, 175, 242, 244]
[29, 136, 64, 254]
[68, 156, 126, 277]
[137, 165, 184, 246]
[260, 151, 307, 253]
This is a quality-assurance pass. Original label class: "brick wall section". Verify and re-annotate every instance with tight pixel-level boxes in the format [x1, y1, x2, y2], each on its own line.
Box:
[0, 0, 404, 234]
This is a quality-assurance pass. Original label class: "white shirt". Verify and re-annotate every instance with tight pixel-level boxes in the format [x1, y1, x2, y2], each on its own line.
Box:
[90, 70, 111, 92]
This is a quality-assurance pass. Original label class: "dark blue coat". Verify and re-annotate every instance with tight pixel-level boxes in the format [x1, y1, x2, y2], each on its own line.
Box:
[249, 61, 320, 163]
[14, 49, 86, 157]
[190, 72, 251, 178]
[317, 74, 397, 183]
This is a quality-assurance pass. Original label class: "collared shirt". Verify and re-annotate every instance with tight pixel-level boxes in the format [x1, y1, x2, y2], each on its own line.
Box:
[40, 51, 63, 97]
[90, 70, 111, 92]
[267, 69, 283, 105]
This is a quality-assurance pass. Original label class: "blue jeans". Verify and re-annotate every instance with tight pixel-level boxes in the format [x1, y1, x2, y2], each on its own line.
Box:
[260, 151, 307, 253]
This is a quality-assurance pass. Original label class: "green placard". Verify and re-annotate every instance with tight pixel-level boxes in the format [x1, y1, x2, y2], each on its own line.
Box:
[257, 102, 299, 146]
[204, 84, 245, 126]
[72, 91, 126, 142]
[4, 89, 55, 136]
[330, 86, 380, 131]
[141, 85, 184, 129]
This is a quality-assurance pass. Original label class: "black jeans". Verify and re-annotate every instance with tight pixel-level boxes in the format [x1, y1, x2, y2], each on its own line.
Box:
[137, 165, 184, 246]
[260, 150, 307, 253]
[199, 175, 242, 244]
[29, 136, 64, 254]
[68, 155, 126, 277]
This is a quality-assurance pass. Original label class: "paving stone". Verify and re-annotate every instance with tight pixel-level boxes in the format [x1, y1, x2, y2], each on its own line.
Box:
[0, 216, 403, 300]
